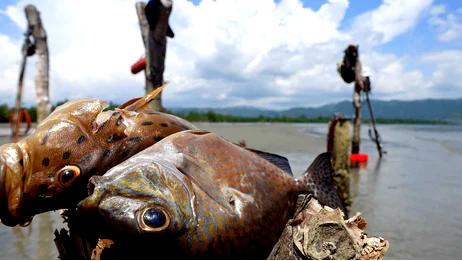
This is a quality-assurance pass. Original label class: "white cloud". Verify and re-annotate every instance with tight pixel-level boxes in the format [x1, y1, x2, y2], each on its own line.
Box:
[350, 0, 433, 46]
[0, 0, 460, 110]
[429, 5, 462, 42]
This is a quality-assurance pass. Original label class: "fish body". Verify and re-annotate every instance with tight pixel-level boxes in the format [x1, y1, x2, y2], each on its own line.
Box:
[78, 130, 345, 259]
[0, 90, 195, 226]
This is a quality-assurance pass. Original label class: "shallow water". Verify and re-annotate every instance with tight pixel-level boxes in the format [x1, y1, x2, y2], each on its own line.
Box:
[0, 123, 461, 259]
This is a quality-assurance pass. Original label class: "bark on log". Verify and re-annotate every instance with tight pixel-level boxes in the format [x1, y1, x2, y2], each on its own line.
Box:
[24, 5, 51, 123]
[267, 195, 389, 260]
[135, 1, 172, 112]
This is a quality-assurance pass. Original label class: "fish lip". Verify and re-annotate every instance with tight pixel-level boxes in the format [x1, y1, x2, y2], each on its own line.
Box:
[0, 143, 29, 227]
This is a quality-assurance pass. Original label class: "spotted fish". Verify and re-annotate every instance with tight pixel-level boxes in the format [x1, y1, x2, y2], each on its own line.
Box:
[78, 130, 345, 259]
[0, 85, 196, 226]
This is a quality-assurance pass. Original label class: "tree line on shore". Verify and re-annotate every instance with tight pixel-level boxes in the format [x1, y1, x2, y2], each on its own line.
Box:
[0, 102, 448, 125]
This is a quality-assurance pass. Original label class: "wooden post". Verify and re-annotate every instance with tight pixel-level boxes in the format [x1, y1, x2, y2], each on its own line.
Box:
[135, 0, 172, 111]
[327, 115, 352, 213]
[12, 37, 28, 138]
[352, 59, 363, 154]
[24, 5, 51, 123]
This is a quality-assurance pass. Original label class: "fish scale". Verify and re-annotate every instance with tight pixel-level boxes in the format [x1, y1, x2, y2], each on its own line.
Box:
[0, 87, 196, 226]
[77, 130, 345, 259]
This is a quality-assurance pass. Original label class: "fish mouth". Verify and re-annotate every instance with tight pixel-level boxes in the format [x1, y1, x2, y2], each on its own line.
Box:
[0, 143, 28, 227]
[77, 176, 105, 212]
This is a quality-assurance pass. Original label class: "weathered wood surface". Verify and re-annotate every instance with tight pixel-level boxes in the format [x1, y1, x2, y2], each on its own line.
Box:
[267, 195, 389, 260]
[135, 0, 172, 112]
[352, 58, 362, 154]
[24, 4, 51, 123]
[327, 117, 353, 213]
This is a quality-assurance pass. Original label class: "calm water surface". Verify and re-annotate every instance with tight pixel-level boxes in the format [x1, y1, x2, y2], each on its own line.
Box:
[0, 123, 461, 259]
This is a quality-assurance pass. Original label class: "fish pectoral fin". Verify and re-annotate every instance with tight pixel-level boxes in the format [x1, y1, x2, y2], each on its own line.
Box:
[176, 155, 232, 213]
[245, 148, 293, 176]
[119, 82, 167, 111]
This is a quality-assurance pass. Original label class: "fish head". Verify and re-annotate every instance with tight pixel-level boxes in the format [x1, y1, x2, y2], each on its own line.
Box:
[78, 157, 194, 237]
[0, 99, 108, 226]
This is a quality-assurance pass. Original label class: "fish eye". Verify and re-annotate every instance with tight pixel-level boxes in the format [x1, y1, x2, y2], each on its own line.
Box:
[139, 207, 170, 232]
[57, 165, 80, 187]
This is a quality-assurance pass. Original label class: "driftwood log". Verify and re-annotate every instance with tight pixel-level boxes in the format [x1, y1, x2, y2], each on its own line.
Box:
[53, 195, 388, 259]
[267, 195, 389, 260]
[24, 4, 51, 123]
[135, 0, 172, 112]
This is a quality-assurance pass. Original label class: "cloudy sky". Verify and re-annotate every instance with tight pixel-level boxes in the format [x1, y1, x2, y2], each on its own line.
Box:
[0, 0, 461, 109]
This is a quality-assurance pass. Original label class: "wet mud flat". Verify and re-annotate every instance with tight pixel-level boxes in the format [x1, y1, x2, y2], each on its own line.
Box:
[1, 123, 461, 259]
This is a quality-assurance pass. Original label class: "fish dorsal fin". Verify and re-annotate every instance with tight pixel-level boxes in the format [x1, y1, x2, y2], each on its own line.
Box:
[303, 152, 347, 215]
[246, 148, 293, 176]
[176, 154, 233, 212]
[118, 82, 167, 111]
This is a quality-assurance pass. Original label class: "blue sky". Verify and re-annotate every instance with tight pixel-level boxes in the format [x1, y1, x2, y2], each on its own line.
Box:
[0, 0, 461, 109]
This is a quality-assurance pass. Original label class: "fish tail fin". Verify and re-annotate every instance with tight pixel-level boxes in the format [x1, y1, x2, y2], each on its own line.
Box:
[119, 82, 168, 111]
[296, 152, 347, 216]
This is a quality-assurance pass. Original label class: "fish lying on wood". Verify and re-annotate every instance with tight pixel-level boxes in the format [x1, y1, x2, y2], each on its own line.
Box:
[78, 130, 346, 259]
[0, 85, 196, 226]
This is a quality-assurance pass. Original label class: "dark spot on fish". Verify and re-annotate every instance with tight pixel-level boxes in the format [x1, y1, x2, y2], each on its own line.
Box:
[77, 135, 86, 144]
[41, 133, 49, 145]
[154, 136, 163, 142]
[102, 149, 111, 158]
[112, 111, 120, 117]
[116, 117, 123, 126]
[142, 121, 153, 126]
[48, 173, 54, 178]
[42, 158, 50, 166]
[191, 130, 210, 135]
[19, 159, 23, 166]
[107, 134, 121, 143]
[39, 184, 47, 194]
[63, 151, 71, 160]
[229, 198, 235, 206]
[160, 123, 168, 128]
[121, 150, 130, 159]
[98, 121, 107, 130]
[127, 137, 142, 143]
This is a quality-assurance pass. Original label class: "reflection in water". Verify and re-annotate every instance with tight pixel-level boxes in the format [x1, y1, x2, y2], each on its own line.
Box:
[0, 212, 61, 259]
[12, 226, 32, 259]
[37, 213, 55, 259]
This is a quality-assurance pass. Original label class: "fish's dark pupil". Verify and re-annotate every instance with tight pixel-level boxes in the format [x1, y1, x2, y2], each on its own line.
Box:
[143, 208, 166, 228]
[61, 169, 75, 183]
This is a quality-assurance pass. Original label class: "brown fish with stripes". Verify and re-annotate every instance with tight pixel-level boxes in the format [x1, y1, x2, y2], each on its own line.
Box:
[0, 85, 196, 226]
[78, 130, 346, 259]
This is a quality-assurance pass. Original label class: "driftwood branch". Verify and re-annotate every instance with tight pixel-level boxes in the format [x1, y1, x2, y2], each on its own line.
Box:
[24, 4, 51, 123]
[135, 1, 172, 111]
[267, 195, 389, 260]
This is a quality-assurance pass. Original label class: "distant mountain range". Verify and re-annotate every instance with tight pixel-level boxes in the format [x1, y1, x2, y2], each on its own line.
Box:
[171, 98, 462, 123]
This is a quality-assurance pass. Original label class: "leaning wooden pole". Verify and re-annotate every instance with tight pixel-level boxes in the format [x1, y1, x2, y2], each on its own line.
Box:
[135, 0, 172, 112]
[12, 38, 28, 139]
[24, 4, 51, 123]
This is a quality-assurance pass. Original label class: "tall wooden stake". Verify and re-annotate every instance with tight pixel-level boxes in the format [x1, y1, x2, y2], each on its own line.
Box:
[135, 0, 172, 111]
[352, 58, 363, 154]
[24, 4, 51, 123]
